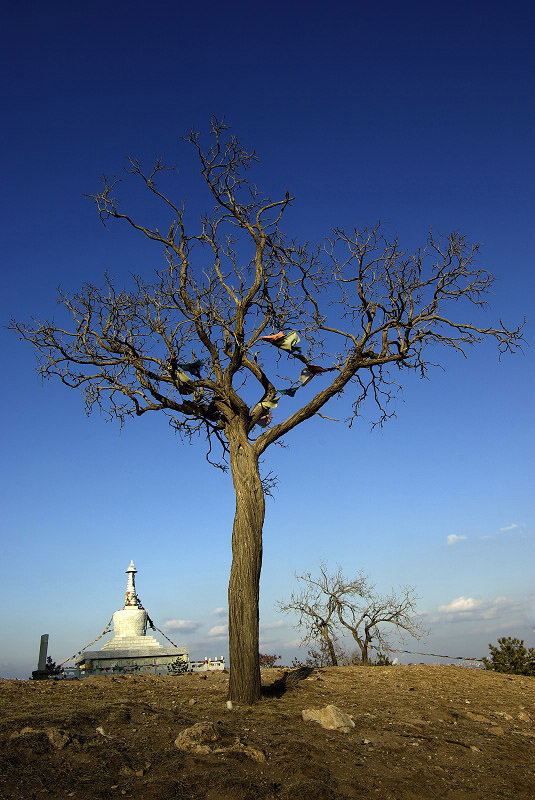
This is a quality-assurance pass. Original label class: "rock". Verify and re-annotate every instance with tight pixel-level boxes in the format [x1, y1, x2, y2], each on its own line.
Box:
[9, 727, 52, 753]
[242, 746, 266, 763]
[302, 705, 355, 732]
[45, 728, 71, 749]
[227, 741, 266, 762]
[188, 698, 196, 706]
[487, 726, 505, 736]
[464, 712, 492, 724]
[518, 711, 531, 723]
[174, 721, 221, 754]
[10, 727, 41, 739]
[496, 712, 514, 721]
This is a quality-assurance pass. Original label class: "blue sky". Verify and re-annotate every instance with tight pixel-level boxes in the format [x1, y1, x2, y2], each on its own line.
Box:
[1, 0, 534, 678]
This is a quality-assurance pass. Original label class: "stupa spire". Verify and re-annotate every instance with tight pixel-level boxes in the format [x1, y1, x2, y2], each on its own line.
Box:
[124, 560, 140, 607]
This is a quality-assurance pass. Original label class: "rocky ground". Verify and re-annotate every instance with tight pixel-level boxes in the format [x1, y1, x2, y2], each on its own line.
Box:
[1, 665, 534, 799]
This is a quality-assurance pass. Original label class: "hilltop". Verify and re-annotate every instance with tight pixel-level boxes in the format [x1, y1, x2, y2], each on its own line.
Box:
[1, 665, 534, 799]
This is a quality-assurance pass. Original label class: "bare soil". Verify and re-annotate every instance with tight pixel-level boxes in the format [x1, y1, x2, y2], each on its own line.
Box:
[1, 665, 534, 799]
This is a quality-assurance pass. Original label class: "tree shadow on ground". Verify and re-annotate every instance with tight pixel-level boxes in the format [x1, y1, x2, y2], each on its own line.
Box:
[261, 666, 315, 698]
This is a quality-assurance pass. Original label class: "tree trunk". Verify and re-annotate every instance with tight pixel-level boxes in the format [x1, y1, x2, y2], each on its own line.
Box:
[227, 423, 265, 703]
[361, 630, 372, 665]
[351, 632, 369, 665]
[320, 625, 338, 666]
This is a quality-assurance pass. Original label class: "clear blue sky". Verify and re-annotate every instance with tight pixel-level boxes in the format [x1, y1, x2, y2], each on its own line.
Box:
[1, 0, 534, 678]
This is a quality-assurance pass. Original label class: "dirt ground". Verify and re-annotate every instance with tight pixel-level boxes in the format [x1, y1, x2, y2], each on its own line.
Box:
[1, 665, 534, 800]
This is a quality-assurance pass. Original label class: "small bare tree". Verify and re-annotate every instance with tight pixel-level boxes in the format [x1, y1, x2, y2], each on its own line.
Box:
[279, 564, 344, 666]
[11, 119, 523, 702]
[280, 563, 424, 665]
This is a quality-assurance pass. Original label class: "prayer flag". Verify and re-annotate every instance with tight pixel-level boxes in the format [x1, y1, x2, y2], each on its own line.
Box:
[178, 360, 204, 379]
[260, 330, 302, 355]
[257, 410, 272, 427]
[259, 397, 280, 409]
[278, 331, 301, 353]
[304, 364, 330, 375]
[298, 367, 315, 386]
[259, 331, 285, 344]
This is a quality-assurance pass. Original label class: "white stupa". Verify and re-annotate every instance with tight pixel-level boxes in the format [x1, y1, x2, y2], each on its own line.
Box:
[100, 561, 163, 653]
[75, 561, 189, 674]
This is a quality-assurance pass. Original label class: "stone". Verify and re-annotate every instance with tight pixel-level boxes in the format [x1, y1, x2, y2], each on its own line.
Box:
[487, 726, 505, 736]
[45, 728, 71, 749]
[301, 705, 355, 732]
[174, 721, 221, 754]
[227, 741, 266, 762]
[464, 712, 492, 724]
[10, 727, 41, 739]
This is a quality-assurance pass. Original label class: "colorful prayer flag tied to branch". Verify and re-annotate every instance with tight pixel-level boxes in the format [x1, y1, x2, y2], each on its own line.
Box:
[167, 357, 205, 393]
[255, 331, 337, 426]
[259, 330, 304, 358]
[165, 334, 337, 428]
[59, 618, 114, 666]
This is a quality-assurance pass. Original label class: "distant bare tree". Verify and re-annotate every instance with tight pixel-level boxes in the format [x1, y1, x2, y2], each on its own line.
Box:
[11, 119, 523, 702]
[280, 563, 424, 665]
[279, 564, 344, 665]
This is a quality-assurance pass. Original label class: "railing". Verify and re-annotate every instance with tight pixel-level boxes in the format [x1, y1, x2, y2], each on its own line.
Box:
[59, 658, 226, 677]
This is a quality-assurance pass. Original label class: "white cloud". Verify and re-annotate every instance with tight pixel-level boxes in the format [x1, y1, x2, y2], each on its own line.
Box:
[285, 638, 303, 648]
[162, 619, 201, 633]
[447, 534, 467, 546]
[260, 620, 285, 631]
[212, 607, 227, 617]
[207, 623, 228, 638]
[436, 595, 519, 622]
[482, 522, 526, 541]
[438, 597, 479, 614]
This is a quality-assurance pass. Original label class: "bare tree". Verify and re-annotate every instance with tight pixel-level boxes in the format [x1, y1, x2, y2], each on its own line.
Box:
[11, 118, 523, 702]
[280, 563, 424, 665]
[279, 563, 345, 666]
[335, 580, 424, 665]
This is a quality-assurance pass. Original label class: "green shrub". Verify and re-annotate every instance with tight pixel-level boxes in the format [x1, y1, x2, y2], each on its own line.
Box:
[483, 637, 535, 676]
[45, 657, 64, 677]
[167, 656, 189, 675]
